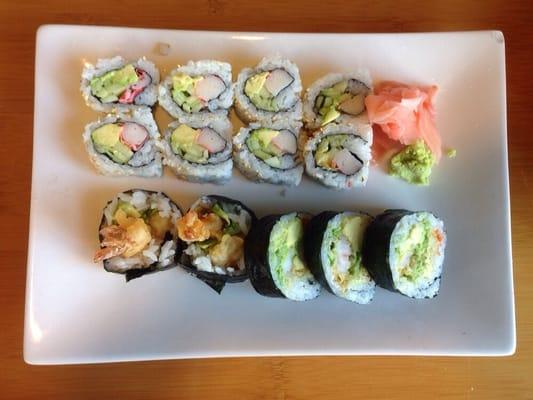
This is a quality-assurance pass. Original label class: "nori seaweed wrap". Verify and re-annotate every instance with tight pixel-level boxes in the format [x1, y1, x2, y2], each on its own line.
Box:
[245, 212, 321, 301]
[362, 209, 447, 299]
[176, 195, 256, 293]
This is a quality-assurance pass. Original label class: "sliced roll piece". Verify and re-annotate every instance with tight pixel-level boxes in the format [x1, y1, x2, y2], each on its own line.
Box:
[159, 117, 233, 183]
[233, 122, 303, 186]
[94, 189, 183, 281]
[176, 196, 256, 293]
[81, 56, 159, 113]
[234, 56, 303, 125]
[246, 213, 321, 301]
[82, 107, 162, 177]
[304, 211, 375, 304]
[362, 210, 447, 299]
[303, 71, 372, 130]
[304, 123, 372, 189]
[158, 60, 233, 123]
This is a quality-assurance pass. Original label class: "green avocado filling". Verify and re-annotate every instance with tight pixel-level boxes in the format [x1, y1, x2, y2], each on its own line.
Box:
[90, 64, 138, 103]
[171, 73, 204, 113]
[315, 134, 348, 170]
[170, 124, 208, 164]
[389, 140, 435, 185]
[244, 72, 279, 112]
[245, 128, 283, 168]
[268, 215, 309, 290]
[91, 124, 133, 164]
[326, 215, 371, 291]
[314, 80, 367, 126]
[394, 216, 438, 282]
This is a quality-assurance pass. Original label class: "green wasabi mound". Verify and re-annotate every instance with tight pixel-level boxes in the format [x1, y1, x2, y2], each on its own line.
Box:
[389, 140, 435, 185]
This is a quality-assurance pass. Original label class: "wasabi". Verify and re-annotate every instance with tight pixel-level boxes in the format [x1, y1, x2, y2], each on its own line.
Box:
[389, 140, 435, 185]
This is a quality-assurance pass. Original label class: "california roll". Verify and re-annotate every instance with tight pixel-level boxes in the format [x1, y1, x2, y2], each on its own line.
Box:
[234, 56, 303, 125]
[81, 56, 159, 113]
[82, 107, 162, 177]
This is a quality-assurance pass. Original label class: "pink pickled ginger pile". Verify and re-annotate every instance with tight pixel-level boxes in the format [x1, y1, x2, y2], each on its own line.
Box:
[365, 81, 441, 162]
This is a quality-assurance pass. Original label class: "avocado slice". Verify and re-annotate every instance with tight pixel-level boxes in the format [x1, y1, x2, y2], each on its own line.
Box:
[321, 108, 341, 125]
[90, 64, 139, 103]
[246, 128, 284, 164]
[170, 124, 208, 163]
[92, 124, 121, 147]
[315, 80, 354, 124]
[264, 157, 282, 168]
[171, 73, 204, 112]
[91, 124, 133, 164]
[244, 72, 279, 112]
[342, 215, 368, 249]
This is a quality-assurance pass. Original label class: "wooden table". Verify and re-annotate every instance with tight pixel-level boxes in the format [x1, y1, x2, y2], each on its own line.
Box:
[1, 1, 531, 398]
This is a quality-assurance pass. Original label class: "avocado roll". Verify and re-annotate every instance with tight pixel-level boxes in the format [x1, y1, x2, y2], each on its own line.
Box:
[81, 56, 159, 113]
[233, 122, 303, 186]
[158, 60, 233, 123]
[82, 107, 162, 177]
[303, 122, 372, 189]
[246, 213, 321, 301]
[303, 71, 372, 130]
[362, 210, 447, 299]
[176, 196, 256, 293]
[304, 212, 375, 303]
[234, 56, 303, 125]
[158, 117, 233, 183]
[94, 190, 183, 281]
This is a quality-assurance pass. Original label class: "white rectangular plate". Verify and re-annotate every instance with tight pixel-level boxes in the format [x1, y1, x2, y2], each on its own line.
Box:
[25, 25, 514, 364]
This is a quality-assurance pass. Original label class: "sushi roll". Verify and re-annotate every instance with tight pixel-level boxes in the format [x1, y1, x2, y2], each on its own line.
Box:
[94, 190, 183, 281]
[362, 210, 447, 299]
[81, 56, 159, 113]
[303, 71, 372, 130]
[176, 196, 256, 293]
[158, 117, 233, 184]
[233, 122, 303, 186]
[234, 56, 303, 125]
[246, 213, 321, 301]
[158, 60, 233, 123]
[303, 123, 372, 189]
[304, 212, 375, 303]
[82, 107, 162, 177]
